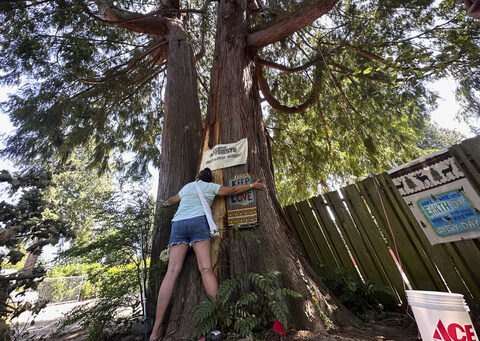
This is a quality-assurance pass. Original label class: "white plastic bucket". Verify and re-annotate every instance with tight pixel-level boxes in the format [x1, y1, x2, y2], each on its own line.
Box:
[406, 290, 478, 341]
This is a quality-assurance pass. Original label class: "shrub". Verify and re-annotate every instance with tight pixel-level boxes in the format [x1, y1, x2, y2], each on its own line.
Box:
[193, 271, 301, 340]
[314, 264, 394, 322]
[57, 262, 151, 340]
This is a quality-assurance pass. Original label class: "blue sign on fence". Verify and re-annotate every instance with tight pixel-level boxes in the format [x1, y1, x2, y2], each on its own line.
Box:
[417, 190, 480, 236]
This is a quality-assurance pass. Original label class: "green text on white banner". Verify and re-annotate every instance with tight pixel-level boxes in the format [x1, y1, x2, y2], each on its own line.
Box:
[200, 138, 248, 171]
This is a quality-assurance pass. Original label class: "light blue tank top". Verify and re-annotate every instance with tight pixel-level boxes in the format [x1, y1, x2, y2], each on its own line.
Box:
[171, 180, 221, 221]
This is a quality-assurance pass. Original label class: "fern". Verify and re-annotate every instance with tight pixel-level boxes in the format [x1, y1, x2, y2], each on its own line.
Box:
[193, 271, 301, 339]
[216, 278, 238, 304]
[313, 264, 394, 322]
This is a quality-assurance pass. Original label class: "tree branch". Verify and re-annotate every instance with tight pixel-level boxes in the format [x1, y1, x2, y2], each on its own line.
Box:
[267, 133, 302, 181]
[256, 57, 318, 73]
[328, 61, 392, 83]
[316, 102, 332, 153]
[255, 60, 319, 114]
[0, 228, 16, 245]
[341, 42, 421, 72]
[93, 0, 169, 36]
[460, 0, 480, 19]
[247, 0, 339, 51]
[78, 39, 167, 85]
[0, 272, 46, 282]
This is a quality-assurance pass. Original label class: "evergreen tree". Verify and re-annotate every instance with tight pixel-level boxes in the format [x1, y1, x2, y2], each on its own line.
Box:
[405, 177, 417, 191]
[430, 168, 443, 183]
[418, 121, 466, 153]
[0, 169, 74, 339]
[1, 0, 480, 338]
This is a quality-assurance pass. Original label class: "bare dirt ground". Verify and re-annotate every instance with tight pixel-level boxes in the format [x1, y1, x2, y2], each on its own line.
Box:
[11, 303, 417, 341]
[10, 298, 93, 341]
[14, 300, 480, 341]
[265, 314, 419, 341]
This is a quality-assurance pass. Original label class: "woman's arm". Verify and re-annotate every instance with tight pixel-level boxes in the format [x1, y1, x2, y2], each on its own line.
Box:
[217, 180, 267, 196]
[160, 194, 180, 207]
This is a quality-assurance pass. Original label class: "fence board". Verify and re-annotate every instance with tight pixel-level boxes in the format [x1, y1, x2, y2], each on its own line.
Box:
[296, 201, 338, 275]
[447, 139, 480, 308]
[284, 204, 311, 259]
[285, 204, 323, 266]
[324, 191, 386, 287]
[341, 184, 405, 303]
[309, 196, 358, 276]
[450, 144, 480, 194]
[440, 242, 480, 308]
[357, 177, 443, 291]
[459, 136, 480, 169]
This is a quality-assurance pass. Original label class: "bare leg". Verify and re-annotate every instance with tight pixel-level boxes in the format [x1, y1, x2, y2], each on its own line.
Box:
[192, 239, 218, 298]
[149, 243, 189, 341]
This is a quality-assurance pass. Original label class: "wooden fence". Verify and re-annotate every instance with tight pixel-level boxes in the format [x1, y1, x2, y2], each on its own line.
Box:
[284, 136, 480, 309]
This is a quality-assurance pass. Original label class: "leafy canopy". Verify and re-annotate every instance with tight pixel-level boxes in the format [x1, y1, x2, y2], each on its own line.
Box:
[1, 0, 479, 204]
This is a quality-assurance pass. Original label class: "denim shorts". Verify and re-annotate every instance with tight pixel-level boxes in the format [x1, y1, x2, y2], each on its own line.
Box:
[169, 215, 211, 247]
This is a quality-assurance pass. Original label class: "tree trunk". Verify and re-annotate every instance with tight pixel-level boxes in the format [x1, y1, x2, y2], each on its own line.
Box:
[201, 0, 356, 332]
[23, 238, 42, 271]
[0, 281, 11, 341]
[150, 1, 358, 337]
[147, 18, 204, 327]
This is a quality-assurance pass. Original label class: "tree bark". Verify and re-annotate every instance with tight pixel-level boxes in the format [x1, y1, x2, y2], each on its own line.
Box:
[202, 0, 356, 331]
[147, 18, 204, 329]
[147, 0, 357, 336]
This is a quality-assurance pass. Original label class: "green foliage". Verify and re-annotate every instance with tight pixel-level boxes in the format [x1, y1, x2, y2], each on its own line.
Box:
[39, 262, 147, 304]
[37, 276, 85, 303]
[43, 153, 117, 246]
[261, 1, 480, 203]
[55, 262, 155, 338]
[44, 263, 99, 300]
[1, 0, 479, 205]
[314, 265, 394, 322]
[0, 168, 74, 321]
[193, 271, 301, 340]
[54, 183, 160, 339]
[59, 181, 154, 266]
[60, 295, 141, 341]
[0, 0, 164, 175]
[417, 121, 466, 153]
[1, 244, 28, 270]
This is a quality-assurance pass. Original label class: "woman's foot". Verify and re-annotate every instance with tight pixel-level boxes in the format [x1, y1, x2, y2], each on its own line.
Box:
[149, 328, 163, 341]
[149, 334, 162, 341]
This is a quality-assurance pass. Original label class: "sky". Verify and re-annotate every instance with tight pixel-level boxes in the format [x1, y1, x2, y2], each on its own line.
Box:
[427, 78, 477, 136]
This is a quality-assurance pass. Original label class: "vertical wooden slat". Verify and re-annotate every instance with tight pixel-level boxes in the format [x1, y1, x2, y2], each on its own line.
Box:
[440, 242, 480, 308]
[283, 205, 308, 255]
[296, 201, 338, 274]
[357, 176, 443, 291]
[450, 144, 480, 194]
[342, 184, 405, 303]
[446, 138, 480, 308]
[458, 136, 480, 170]
[310, 196, 358, 276]
[324, 191, 386, 286]
[284, 204, 323, 266]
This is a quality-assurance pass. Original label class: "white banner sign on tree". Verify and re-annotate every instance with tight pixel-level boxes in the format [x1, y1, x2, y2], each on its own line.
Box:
[200, 138, 248, 171]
